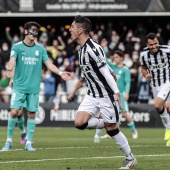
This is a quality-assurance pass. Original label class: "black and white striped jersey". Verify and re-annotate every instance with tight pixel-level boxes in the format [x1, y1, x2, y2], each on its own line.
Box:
[78, 38, 119, 97]
[140, 45, 170, 87]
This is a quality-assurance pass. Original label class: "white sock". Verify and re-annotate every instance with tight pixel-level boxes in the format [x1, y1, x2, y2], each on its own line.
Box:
[87, 117, 104, 129]
[26, 140, 32, 145]
[160, 108, 170, 127]
[94, 129, 103, 138]
[7, 138, 12, 142]
[21, 129, 26, 134]
[112, 131, 132, 158]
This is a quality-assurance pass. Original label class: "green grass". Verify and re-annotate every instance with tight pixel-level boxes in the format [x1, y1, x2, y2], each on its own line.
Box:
[0, 127, 170, 170]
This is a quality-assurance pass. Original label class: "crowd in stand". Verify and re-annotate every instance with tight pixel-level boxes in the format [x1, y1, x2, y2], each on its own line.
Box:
[0, 18, 170, 104]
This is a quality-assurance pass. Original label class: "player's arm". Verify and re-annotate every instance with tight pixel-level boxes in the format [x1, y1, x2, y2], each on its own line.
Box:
[44, 60, 71, 81]
[141, 65, 151, 80]
[9, 67, 15, 87]
[100, 65, 119, 93]
[106, 63, 117, 81]
[6, 57, 16, 78]
[139, 52, 151, 80]
[67, 77, 84, 101]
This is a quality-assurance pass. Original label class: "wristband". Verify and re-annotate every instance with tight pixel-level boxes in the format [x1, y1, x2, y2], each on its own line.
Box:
[58, 71, 63, 76]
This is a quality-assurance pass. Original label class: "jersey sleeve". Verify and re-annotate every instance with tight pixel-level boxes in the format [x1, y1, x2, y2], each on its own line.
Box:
[106, 63, 114, 73]
[88, 45, 106, 69]
[10, 45, 18, 59]
[80, 72, 84, 78]
[139, 51, 146, 66]
[99, 64, 119, 94]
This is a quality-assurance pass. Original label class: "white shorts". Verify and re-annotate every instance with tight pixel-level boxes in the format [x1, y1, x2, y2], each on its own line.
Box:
[77, 94, 119, 123]
[152, 82, 170, 101]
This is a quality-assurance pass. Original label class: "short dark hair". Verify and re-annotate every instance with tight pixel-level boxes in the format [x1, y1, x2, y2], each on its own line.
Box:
[114, 50, 124, 58]
[73, 15, 92, 35]
[146, 33, 157, 42]
[24, 21, 41, 31]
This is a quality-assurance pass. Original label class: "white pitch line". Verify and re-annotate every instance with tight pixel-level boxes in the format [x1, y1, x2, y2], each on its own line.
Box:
[0, 144, 166, 152]
[0, 154, 170, 164]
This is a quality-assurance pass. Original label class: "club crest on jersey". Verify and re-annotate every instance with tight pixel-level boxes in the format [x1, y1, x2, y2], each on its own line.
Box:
[93, 47, 97, 52]
[119, 70, 122, 74]
[35, 50, 39, 56]
[97, 55, 104, 63]
[21, 51, 26, 55]
[160, 56, 164, 60]
[10, 50, 15, 56]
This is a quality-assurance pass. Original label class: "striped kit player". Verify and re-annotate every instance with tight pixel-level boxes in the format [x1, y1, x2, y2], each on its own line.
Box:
[69, 15, 136, 169]
[78, 37, 120, 123]
[140, 32, 170, 146]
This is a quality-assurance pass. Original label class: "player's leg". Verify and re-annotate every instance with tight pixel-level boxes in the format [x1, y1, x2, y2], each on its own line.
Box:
[74, 95, 104, 130]
[153, 85, 170, 128]
[94, 128, 103, 143]
[153, 84, 170, 146]
[101, 95, 137, 169]
[155, 97, 170, 126]
[2, 89, 23, 151]
[2, 109, 19, 151]
[164, 100, 170, 145]
[123, 112, 138, 139]
[106, 123, 137, 169]
[17, 108, 27, 144]
[94, 113, 103, 142]
[120, 93, 138, 139]
[24, 94, 38, 151]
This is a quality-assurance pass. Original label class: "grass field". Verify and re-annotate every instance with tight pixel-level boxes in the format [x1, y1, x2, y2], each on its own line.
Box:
[0, 127, 170, 170]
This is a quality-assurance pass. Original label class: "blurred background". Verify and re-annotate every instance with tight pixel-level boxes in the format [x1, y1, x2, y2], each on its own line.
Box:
[0, 0, 170, 127]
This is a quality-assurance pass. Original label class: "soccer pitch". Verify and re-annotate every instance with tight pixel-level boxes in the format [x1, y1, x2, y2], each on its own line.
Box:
[0, 127, 170, 170]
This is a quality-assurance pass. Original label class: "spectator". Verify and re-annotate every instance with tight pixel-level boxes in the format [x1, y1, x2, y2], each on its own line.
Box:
[5, 26, 24, 45]
[0, 69, 10, 102]
[42, 70, 56, 103]
[0, 42, 10, 70]
[46, 36, 66, 61]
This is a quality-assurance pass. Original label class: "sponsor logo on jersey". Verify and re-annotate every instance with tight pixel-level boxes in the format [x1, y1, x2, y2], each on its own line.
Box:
[148, 63, 167, 70]
[35, 50, 39, 56]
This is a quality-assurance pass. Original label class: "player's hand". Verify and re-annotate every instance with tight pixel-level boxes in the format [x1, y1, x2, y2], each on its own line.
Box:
[6, 70, 12, 78]
[67, 94, 74, 101]
[9, 79, 13, 87]
[145, 73, 152, 80]
[60, 72, 72, 80]
[115, 92, 124, 111]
